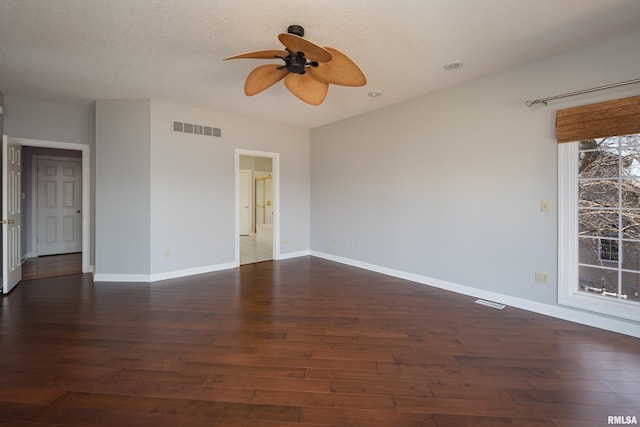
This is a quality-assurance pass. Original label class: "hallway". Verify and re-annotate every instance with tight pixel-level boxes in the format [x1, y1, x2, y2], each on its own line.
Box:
[240, 234, 272, 264]
[21, 253, 82, 280]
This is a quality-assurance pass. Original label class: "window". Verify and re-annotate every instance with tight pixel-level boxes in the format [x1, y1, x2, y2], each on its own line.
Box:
[559, 134, 640, 320]
[599, 238, 619, 262]
[557, 95, 640, 321]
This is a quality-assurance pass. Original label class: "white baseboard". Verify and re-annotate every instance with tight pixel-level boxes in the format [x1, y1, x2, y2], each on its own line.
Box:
[150, 262, 237, 282]
[93, 273, 151, 282]
[94, 261, 237, 283]
[92, 253, 312, 282]
[311, 251, 640, 338]
[277, 250, 311, 260]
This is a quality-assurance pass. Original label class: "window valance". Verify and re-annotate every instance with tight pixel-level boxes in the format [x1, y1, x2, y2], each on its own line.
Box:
[556, 95, 640, 143]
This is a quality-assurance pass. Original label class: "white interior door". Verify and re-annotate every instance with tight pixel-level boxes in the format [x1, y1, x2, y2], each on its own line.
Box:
[37, 158, 82, 256]
[254, 172, 272, 228]
[239, 169, 251, 235]
[2, 135, 22, 294]
[255, 177, 264, 227]
[265, 176, 273, 225]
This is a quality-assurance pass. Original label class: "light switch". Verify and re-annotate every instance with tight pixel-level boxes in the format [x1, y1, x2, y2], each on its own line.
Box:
[541, 200, 550, 213]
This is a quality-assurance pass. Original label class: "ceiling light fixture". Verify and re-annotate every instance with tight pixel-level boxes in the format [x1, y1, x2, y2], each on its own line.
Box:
[443, 61, 464, 71]
[368, 91, 383, 97]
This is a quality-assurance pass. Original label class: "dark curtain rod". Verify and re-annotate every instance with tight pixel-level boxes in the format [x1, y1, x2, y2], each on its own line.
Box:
[525, 78, 640, 107]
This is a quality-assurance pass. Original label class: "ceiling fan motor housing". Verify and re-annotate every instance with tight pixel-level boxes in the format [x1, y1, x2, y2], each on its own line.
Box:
[287, 25, 304, 37]
[285, 52, 307, 74]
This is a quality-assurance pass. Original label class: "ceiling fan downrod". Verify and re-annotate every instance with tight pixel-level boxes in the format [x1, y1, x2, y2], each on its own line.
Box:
[287, 25, 304, 37]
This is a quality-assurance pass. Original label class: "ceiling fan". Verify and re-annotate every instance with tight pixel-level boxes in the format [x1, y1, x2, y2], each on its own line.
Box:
[224, 25, 367, 105]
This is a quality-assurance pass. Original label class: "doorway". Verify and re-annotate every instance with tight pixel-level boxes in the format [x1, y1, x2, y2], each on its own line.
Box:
[235, 149, 279, 266]
[2, 137, 90, 292]
[24, 151, 83, 279]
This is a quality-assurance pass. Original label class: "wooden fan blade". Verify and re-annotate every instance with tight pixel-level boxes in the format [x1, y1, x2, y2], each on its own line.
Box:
[244, 64, 288, 96]
[309, 47, 367, 87]
[278, 33, 332, 62]
[284, 73, 329, 106]
[225, 49, 288, 60]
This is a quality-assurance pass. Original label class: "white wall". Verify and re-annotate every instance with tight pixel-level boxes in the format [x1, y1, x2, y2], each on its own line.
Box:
[4, 96, 310, 281]
[3, 96, 96, 267]
[93, 99, 310, 280]
[3, 96, 94, 145]
[240, 155, 272, 172]
[310, 30, 640, 334]
[95, 99, 151, 277]
[149, 99, 310, 278]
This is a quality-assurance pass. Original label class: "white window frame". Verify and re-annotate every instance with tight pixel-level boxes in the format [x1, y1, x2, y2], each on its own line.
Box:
[558, 141, 640, 322]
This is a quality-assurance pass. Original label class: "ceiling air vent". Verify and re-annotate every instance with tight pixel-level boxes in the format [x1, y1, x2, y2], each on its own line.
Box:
[172, 121, 221, 138]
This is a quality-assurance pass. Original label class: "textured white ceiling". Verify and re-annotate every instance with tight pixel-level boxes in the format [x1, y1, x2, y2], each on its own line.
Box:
[1, 0, 640, 128]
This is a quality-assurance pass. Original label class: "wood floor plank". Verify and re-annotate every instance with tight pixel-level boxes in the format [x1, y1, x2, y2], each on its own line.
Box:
[204, 374, 332, 393]
[185, 361, 307, 379]
[0, 256, 638, 426]
[300, 406, 438, 426]
[152, 397, 302, 422]
[331, 378, 432, 397]
[250, 389, 394, 411]
[51, 391, 160, 413]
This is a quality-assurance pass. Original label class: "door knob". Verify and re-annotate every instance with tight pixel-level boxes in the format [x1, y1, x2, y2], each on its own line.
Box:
[76, 210, 81, 213]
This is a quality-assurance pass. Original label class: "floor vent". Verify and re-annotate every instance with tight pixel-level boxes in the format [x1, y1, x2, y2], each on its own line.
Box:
[474, 299, 506, 310]
[173, 121, 221, 138]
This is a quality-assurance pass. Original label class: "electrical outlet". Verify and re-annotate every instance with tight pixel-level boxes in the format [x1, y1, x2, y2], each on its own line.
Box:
[535, 272, 549, 284]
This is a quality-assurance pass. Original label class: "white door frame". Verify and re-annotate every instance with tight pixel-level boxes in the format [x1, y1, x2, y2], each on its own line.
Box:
[235, 149, 279, 267]
[12, 137, 91, 274]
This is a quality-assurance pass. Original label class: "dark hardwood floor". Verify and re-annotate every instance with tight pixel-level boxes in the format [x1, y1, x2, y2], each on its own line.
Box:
[0, 257, 638, 426]
[21, 253, 82, 281]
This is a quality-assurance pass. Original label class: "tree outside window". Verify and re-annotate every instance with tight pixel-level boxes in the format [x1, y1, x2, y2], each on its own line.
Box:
[577, 134, 640, 301]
